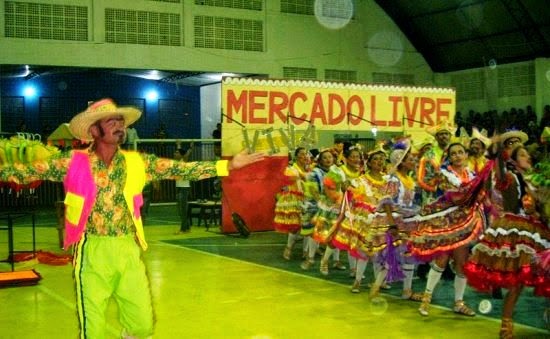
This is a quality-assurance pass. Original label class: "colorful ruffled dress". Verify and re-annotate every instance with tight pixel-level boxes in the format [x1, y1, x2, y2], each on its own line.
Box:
[273, 162, 308, 234]
[390, 171, 422, 265]
[464, 170, 550, 297]
[312, 164, 360, 244]
[301, 165, 329, 236]
[403, 164, 489, 261]
[332, 173, 398, 259]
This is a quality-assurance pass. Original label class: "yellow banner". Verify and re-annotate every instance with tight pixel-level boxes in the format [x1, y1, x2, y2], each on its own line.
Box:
[221, 78, 455, 156]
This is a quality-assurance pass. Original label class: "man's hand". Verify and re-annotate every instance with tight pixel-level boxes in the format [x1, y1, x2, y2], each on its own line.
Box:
[228, 150, 265, 171]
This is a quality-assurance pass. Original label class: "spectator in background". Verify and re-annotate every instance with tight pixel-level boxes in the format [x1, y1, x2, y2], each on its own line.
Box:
[125, 124, 139, 150]
[540, 105, 550, 135]
[174, 141, 193, 234]
[454, 111, 464, 134]
[508, 108, 518, 129]
[212, 123, 222, 157]
[212, 123, 222, 139]
[155, 123, 168, 157]
[517, 108, 527, 131]
[333, 138, 346, 165]
[482, 111, 495, 136]
[473, 112, 483, 131]
[466, 110, 475, 135]
[156, 124, 167, 139]
[17, 120, 27, 134]
[41, 124, 53, 142]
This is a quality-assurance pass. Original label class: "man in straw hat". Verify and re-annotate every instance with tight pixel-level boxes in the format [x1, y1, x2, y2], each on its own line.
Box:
[498, 128, 529, 158]
[467, 127, 491, 175]
[412, 135, 434, 160]
[417, 119, 456, 202]
[0, 98, 264, 338]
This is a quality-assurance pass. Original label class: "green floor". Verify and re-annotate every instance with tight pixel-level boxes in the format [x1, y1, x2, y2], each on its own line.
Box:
[0, 205, 548, 338]
[163, 232, 549, 330]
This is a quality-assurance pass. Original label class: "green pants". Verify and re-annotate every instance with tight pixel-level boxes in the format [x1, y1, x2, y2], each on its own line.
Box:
[74, 234, 154, 339]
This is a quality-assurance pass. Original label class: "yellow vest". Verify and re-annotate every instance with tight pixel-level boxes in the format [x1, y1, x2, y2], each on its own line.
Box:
[64, 151, 148, 250]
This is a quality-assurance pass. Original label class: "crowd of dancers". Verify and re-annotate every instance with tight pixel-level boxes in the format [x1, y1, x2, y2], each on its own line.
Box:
[273, 120, 549, 338]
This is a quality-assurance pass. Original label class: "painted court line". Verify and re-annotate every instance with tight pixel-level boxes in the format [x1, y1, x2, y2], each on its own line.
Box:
[153, 239, 549, 333]
[38, 285, 120, 337]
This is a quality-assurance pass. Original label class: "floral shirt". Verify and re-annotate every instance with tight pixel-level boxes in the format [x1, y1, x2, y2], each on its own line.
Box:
[1, 148, 224, 236]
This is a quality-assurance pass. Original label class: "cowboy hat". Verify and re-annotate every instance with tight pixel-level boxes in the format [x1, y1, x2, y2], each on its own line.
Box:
[497, 128, 528, 145]
[69, 98, 141, 142]
[426, 119, 457, 136]
[470, 127, 491, 148]
[413, 135, 435, 152]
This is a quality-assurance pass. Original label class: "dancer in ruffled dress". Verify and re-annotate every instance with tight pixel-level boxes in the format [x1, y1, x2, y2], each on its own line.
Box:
[273, 147, 311, 260]
[386, 142, 424, 301]
[300, 148, 336, 270]
[313, 145, 363, 275]
[464, 135, 550, 338]
[404, 142, 488, 317]
[331, 145, 398, 293]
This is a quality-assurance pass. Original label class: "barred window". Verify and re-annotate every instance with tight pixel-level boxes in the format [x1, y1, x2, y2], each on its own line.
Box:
[194, 16, 263, 52]
[4, 1, 88, 41]
[283, 67, 317, 80]
[194, 0, 262, 11]
[105, 8, 181, 46]
[451, 71, 485, 101]
[498, 64, 535, 97]
[372, 72, 415, 86]
[325, 69, 357, 82]
[281, 0, 314, 15]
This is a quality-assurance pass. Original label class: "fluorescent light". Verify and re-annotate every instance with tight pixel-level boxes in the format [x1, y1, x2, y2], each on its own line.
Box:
[146, 90, 158, 101]
[23, 85, 37, 97]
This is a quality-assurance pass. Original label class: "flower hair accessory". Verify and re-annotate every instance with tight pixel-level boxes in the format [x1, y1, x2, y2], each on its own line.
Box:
[388, 137, 412, 173]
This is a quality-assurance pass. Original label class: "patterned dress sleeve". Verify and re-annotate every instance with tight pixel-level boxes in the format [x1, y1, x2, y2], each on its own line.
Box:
[140, 153, 220, 182]
[0, 150, 72, 184]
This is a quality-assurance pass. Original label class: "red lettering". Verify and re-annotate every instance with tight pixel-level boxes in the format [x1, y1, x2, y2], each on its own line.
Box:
[346, 95, 364, 126]
[436, 98, 451, 122]
[419, 97, 436, 126]
[248, 90, 267, 124]
[389, 96, 402, 127]
[328, 94, 346, 125]
[402, 96, 418, 127]
[268, 91, 288, 124]
[289, 92, 307, 123]
[370, 95, 386, 127]
[310, 93, 327, 125]
[226, 90, 247, 123]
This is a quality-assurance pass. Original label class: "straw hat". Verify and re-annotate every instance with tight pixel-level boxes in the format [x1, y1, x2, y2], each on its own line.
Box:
[497, 128, 528, 145]
[366, 142, 388, 159]
[69, 99, 141, 142]
[426, 119, 457, 136]
[470, 127, 491, 148]
[413, 135, 435, 152]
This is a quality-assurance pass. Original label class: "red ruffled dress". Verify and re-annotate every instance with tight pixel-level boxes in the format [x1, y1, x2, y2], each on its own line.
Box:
[464, 171, 550, 297]
[403, 164, 489, 262]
